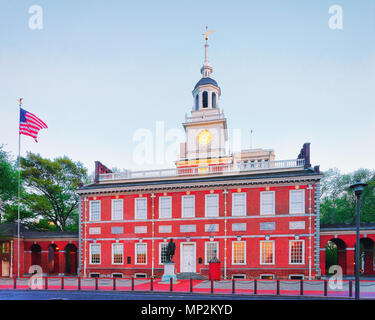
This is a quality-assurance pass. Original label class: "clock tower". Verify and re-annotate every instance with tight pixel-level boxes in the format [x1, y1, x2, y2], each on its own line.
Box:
[176, 30, 230, 168]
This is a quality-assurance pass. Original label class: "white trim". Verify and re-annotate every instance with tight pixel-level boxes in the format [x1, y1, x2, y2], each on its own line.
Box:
[204, 241, 219, 265]
[89, 272, 100, 278]
[288, 274, 305, 280]
[205, 194, 219, 217]
[135, 197, 147, 220]
[260, 274, 275, 279]
[111, 199, 124, 221]
[111, 243, 124, 265]
[111, 273, 123, 278]
[289, 240, 305, 265]
[158, 242, 168, 265]
[180, 242, 196, 272]
[260, 191, 275, 215]
[260, 240, 275, 265]
[232, 192, 247, 216]
[159, 196, 172, 219]
[289, 189, 305, 214]
[135, 242, 147, 265]
[231, 274, 246, 279]
[231, 240, 246, 265]
[181, 195, 195, 218]
[134, 273, 147, 278]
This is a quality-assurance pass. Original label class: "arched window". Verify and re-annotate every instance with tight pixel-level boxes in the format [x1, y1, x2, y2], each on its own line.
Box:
[212, 92, 216, 108]
[202, 91, 208, 108]
[195, 94, 199, 110]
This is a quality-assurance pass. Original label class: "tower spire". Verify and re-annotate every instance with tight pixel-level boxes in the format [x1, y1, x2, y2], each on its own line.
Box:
[201, 26, 215, 78]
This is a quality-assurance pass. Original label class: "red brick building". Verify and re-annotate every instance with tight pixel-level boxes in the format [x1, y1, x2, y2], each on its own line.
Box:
[76, 38, 323, 280]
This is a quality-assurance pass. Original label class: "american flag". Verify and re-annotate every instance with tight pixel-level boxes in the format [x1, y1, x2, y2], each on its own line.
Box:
[19, 108, 48, 142]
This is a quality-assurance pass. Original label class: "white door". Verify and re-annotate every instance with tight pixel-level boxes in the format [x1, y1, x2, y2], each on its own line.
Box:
[181, 244, 195, 272]
[2, 261, 9, 277]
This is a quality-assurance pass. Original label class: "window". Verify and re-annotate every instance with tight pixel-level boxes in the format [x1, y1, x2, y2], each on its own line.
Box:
[111, 227, 124, 234]
[111, 199, 123, 220]
[135, 273, 147, 278]
[260, 191, 275, 215]
[90, 244, 101, 264]
[182, 195, 195, 218]
[135, 198, 147, 220]
[289, 190, 305, 214]
[159, 242, 168, 264]
[232, 241, 246, 264]
[89, 200, 101, 221]
[289, 240, 304, 264]
[260, 241, 274, 265]
[205, 194, 219, 217]
[159, 196, 172, 218]
[89, 273, 100, 278]
[232, 193, 246, 216]
[289, 274, 304, 280]
[205, 242, 219, 264]
[112, 243, 123, 264]
[232, 274, 246, 279]
[135, 243, 147, 264]
[89, 227, 101, 235]
[212, 92, 216, 108]
[260, 274, 275, 280]
[112, 273, 123, 278]
[202, 91, 208, 108]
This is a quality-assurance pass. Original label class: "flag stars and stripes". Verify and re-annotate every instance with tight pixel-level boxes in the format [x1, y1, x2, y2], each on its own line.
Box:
[19, 108, 48, 142]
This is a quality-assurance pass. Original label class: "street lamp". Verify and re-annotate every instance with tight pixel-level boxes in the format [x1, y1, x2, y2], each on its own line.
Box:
[349, 181, 367, 300]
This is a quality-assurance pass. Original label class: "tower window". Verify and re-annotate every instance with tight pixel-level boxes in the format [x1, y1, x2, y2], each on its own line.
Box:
[202, 91, 208, 108]
[212, 92, 216, 108]
[195, 94, 199, 110]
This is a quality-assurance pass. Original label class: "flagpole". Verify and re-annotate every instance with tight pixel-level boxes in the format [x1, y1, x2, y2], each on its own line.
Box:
[17, 98, 22, 279]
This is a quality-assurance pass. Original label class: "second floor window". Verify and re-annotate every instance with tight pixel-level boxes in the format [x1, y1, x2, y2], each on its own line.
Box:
[135, 198, 147, 220]
[182, 195, 195, 218]
[159, 196, 172, 218]
[89, 200, 101, 221]
[205, 194, 219, 217]
[232, 193, 246, 216]
[260, 191, 275, 215]
[111, 199, 123, 220]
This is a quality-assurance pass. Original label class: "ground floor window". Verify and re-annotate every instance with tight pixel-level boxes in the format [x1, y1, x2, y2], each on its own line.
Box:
[89, 244, 101, 264]
[205, 241, 219, 264]
[232, 241, 246, 264]
[135, 243, 147, 264]
[159, 242, 168, 264]
[289, 240, 304, 264]
[89, 273, 100, 278]
[231, 274, 246, 279]
[112, 273, 123, 278]
[112, 243, 123, 264]
[289, 274, 304, 280]
[260, 241, 274, 265]
[135, 273, 147, 278]
[260, 274, 274, 280]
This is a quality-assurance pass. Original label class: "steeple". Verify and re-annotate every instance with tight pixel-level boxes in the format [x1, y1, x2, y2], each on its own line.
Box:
[200, 27, 214, 78]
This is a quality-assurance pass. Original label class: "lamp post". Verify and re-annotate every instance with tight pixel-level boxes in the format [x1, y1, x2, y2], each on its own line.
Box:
[349, 181, 367, 300]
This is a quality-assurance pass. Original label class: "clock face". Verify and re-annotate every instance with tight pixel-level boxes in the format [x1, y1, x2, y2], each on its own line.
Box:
[197, 130, 212, 146]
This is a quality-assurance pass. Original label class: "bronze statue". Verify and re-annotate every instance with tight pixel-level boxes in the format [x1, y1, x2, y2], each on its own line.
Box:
[165, 238, 176, 263]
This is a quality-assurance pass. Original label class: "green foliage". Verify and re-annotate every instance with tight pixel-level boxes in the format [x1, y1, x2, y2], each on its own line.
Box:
[0, 146, 18, 207]
[320, 168, 375, 224]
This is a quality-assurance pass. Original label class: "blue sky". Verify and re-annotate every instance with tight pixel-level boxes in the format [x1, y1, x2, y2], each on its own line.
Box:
[0, 0, 374, 174]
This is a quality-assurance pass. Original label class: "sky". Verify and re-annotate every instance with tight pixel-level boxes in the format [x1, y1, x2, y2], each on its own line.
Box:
[0, 0, 374, 175]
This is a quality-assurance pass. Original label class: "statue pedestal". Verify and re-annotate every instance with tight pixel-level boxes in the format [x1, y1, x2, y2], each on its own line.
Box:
[161, 262, 177, 282]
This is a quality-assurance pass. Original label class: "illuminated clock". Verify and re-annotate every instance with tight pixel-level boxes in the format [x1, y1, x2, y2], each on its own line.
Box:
[197, 130, 212, 146]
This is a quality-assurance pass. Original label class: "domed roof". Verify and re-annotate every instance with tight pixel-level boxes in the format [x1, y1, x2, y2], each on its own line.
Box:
[194, 77, 218, 90]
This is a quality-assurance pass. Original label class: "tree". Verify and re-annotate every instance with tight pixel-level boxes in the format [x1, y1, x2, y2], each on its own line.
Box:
[320, 168, 375, 224]
[19, 153, 88, 231]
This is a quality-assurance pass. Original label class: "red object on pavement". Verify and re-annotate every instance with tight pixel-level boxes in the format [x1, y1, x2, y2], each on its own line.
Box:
[209, 262, 221, 280]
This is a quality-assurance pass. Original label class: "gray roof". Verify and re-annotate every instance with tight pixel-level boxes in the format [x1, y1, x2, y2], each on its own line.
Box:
[320, 223, 375, 231]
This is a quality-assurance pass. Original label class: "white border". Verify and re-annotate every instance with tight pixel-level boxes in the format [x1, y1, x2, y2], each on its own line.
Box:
[181, 195, 195, 218]
[111, 199, 124, 221]
[205, 194, 219, 217]
[89, 200, 101, 221]
[135, 197, 147, 220]
[159, 196, 172, 219]
[158, 242, 168, 265]
[135, 242, 147, 265]
[288, 240, 305, 265]
[111, 243, 124, 265]
[289, 189, 305, 214]
[231, 240, 246, 265]
[260, 191, 275, 215]
[89, 243, 101, 265]
[180, 242, 196, 272]
[232, 192, 246, 216]
[204, 241, 219, 265]
[260, 240, 275, 265]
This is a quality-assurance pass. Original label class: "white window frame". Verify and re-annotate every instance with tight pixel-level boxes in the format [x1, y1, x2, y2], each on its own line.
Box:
[89, 272, 100, 278]
[135, 243, 147, 265]
[232, 192, 246, 216]
[159, 242, 168, 265]
[112, 273, 123, 278]
[112, 243, 124, 265]
[260, 240, 275, 265]
[289, 240, 305, 265]
[205, 241, 219, 265]
[289, 189, 305, 214]
[111, 199, 124, 221]
[232, 241, 246, 265]
[231, 274, 246, 279]
[89, 227, 101, 235]
[289, 274, 305, 280]
[260, 274, 275, 280]
[159, 196, 172, 219]
[89, 200, 101, 221]
[260, 191, 275, 215]
[134, 273, 147, 278]
[182, 195, 195, 218]
[205, 194, 219, 217]
[135, 198, 147, 220]
[89, 243, 101, 265]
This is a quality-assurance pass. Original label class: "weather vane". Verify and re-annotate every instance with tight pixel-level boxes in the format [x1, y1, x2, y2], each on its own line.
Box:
[202, 26, 215, 41]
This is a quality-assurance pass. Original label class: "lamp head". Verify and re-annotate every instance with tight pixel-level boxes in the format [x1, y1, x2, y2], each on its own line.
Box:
[349, 182, 368, 197]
